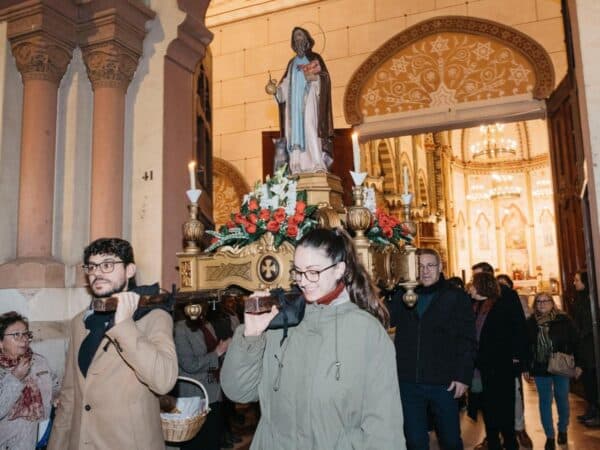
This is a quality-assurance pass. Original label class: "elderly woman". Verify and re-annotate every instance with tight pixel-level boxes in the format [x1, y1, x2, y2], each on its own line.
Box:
[221, 228, 405, 449]
[0, 311, 58, 450]
[524, 293, 582, 450]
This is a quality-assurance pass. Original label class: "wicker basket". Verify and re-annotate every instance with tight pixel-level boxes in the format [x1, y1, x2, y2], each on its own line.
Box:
[161, 376, 210, 443]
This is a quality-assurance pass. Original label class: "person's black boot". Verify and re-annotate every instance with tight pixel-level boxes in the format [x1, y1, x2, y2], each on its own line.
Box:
[578, 405, 598, 422]
[544, 437, 556, 450]
[557, 431, 567, 445]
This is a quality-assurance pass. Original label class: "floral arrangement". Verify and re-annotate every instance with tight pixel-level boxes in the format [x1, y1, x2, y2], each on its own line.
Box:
[366, 209, 413, 246]
[206, 166, 318, 252]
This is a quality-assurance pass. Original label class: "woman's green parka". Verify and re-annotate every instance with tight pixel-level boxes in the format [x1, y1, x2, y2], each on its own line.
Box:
[221, 294, 406, 449]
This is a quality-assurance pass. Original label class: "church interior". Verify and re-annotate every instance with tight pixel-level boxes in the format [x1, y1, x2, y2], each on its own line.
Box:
[1, 0, 600, 448]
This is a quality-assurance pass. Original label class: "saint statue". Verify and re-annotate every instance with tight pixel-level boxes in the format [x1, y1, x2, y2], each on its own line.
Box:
[273, 27, 334, 174]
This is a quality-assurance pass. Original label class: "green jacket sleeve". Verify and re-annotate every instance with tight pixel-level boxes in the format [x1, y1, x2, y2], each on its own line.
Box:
[220, 325, 266, 403]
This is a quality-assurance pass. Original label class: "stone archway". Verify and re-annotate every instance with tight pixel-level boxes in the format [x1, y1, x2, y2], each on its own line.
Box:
[344, 16, 555, 139]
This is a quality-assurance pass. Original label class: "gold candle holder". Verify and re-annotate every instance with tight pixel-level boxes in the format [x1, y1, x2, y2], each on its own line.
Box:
[347, 185, 372, 239]
[183, 202, 204, 254]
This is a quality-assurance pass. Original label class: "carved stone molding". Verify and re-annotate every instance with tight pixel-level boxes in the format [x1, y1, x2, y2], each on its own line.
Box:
[344, 16, 556, 125]
[11, 36, 72, 83]
[82, 44, 139, 90]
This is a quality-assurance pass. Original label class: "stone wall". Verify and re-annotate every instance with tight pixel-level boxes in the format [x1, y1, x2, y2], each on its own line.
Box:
[210, 0, 566, 187]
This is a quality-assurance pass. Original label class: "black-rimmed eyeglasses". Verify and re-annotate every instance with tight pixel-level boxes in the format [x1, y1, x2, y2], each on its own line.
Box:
[82, 260, 125, 275]
[4, 331, 33, 341]
[290, 263, 337, 283]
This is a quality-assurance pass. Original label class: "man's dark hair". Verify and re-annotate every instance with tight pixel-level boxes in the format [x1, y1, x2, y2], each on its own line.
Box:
[416, 247, 441, 264]
[496, 274, 514, 289]
[83, 238, 135, 265]
[0, 311, 28, 339]
[472, 261, 494, 274]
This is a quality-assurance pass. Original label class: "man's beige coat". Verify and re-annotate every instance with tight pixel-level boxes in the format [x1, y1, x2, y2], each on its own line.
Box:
[48, 309, 178, 450]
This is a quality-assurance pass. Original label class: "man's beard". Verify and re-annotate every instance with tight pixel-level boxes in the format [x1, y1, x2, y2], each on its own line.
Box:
[92, 279, 128, 298]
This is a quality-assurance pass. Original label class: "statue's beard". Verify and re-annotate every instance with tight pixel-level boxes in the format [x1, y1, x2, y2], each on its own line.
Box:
[293, 39, 309, 56]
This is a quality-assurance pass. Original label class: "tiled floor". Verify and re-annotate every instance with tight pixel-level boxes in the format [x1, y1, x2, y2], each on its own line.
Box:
[227, 380, 600, 449]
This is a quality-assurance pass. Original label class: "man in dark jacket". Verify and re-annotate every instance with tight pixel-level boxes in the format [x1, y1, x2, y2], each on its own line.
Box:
[471, 263, 532, 450]
[389, 248, 476, 450]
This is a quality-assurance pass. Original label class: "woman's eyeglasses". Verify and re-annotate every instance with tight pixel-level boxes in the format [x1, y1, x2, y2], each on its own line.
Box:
[82, 260, 125, 275]
[4, 331, 33, 341]
[290, 263, 337, 283]
[536, 299, 553, 304]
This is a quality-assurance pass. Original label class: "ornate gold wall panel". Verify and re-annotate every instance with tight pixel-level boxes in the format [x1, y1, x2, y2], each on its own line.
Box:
[344, 16, 555, 125]
[213, 158, 251, 228]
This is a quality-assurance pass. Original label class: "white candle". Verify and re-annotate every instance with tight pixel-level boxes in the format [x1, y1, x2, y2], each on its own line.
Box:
[403, 166, 409, 195]
[188, 161, 197, 190]
[351, 132, 361, 172]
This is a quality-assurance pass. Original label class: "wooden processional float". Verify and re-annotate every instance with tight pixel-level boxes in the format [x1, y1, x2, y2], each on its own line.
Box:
[174, 169, 420, 319]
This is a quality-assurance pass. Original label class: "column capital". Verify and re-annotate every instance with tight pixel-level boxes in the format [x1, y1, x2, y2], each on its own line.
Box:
[11, 34, 73, 83]
[81, 43, 139, 90]
[2, 1, 77, 84]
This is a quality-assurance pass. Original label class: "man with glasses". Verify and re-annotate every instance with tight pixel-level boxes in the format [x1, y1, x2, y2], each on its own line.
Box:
[389, 248, 476, 450]
[48, 238, 178, 450]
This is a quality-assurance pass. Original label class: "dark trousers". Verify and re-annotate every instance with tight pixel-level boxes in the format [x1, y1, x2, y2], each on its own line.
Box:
[481, 370, 517, 450]
[582, 367, 599, 408]
[399, 382, 463, 450]
[181, 401, 223, 450]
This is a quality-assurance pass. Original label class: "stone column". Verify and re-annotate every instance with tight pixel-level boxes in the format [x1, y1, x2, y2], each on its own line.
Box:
[12, 37, 72, 257]
[77, 0, 155, 240]
[82, 44, 138, 239]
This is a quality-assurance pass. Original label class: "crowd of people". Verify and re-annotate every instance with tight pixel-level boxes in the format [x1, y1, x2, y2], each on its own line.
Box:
[0, 233, 598, 450]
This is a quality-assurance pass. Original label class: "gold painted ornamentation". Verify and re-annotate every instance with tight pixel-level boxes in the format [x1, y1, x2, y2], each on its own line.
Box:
[180, 260, 192, 288]
[359, 32, 535, 116]
[206, 262, 252, 281]
[344, 16, 555, 125]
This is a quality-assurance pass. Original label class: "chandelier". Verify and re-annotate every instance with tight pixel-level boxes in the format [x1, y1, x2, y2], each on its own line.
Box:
[470, 123, 517, 159]
[489, 173, 521, 199]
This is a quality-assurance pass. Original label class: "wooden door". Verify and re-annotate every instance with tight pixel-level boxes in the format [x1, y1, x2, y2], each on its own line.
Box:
[547, 72, 586, 306]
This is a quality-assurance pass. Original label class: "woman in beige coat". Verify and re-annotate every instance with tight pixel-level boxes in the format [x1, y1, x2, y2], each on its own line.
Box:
[0, 311, 59, 450]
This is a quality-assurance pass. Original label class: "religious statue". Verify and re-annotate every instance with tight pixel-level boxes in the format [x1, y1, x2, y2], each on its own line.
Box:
[270, 27, 334, 174]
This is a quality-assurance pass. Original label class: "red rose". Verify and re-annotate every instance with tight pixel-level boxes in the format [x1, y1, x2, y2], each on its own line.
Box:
[273, 208, 287, 223]
[287, 223, 298, 237]
[248, 213, 258, 224]
[226, 220, 236, 229]
[295, 201, 306, 214]
[248, 198, 259, 211]
[382, 226, 393, 238]
[210, 237, 218, 244]
[267, 220, 280, 233]
[379, 215, 391, 228]
[246, 223, 257, 234]
[234, 213, 244, 224]
[293, 213, 304, 225]
[259, 209, 271, 221]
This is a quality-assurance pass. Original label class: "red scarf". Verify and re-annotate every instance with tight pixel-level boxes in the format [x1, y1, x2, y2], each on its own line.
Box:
[0, 348, 44, 421]
[310, 281, 346, 305]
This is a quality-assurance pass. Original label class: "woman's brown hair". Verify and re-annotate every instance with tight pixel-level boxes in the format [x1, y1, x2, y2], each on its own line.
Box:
[471, 272, 501, 300]
[296, 227, 390, 327]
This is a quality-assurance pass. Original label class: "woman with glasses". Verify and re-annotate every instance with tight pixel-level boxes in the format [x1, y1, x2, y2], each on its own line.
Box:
[0, 311, 59, 450]
[221, 227, 405, 449]
[524, 293, 582, 450]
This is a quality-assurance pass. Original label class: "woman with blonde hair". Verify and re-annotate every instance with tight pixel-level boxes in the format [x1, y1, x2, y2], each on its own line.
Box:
[524, 292, 582, 450]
